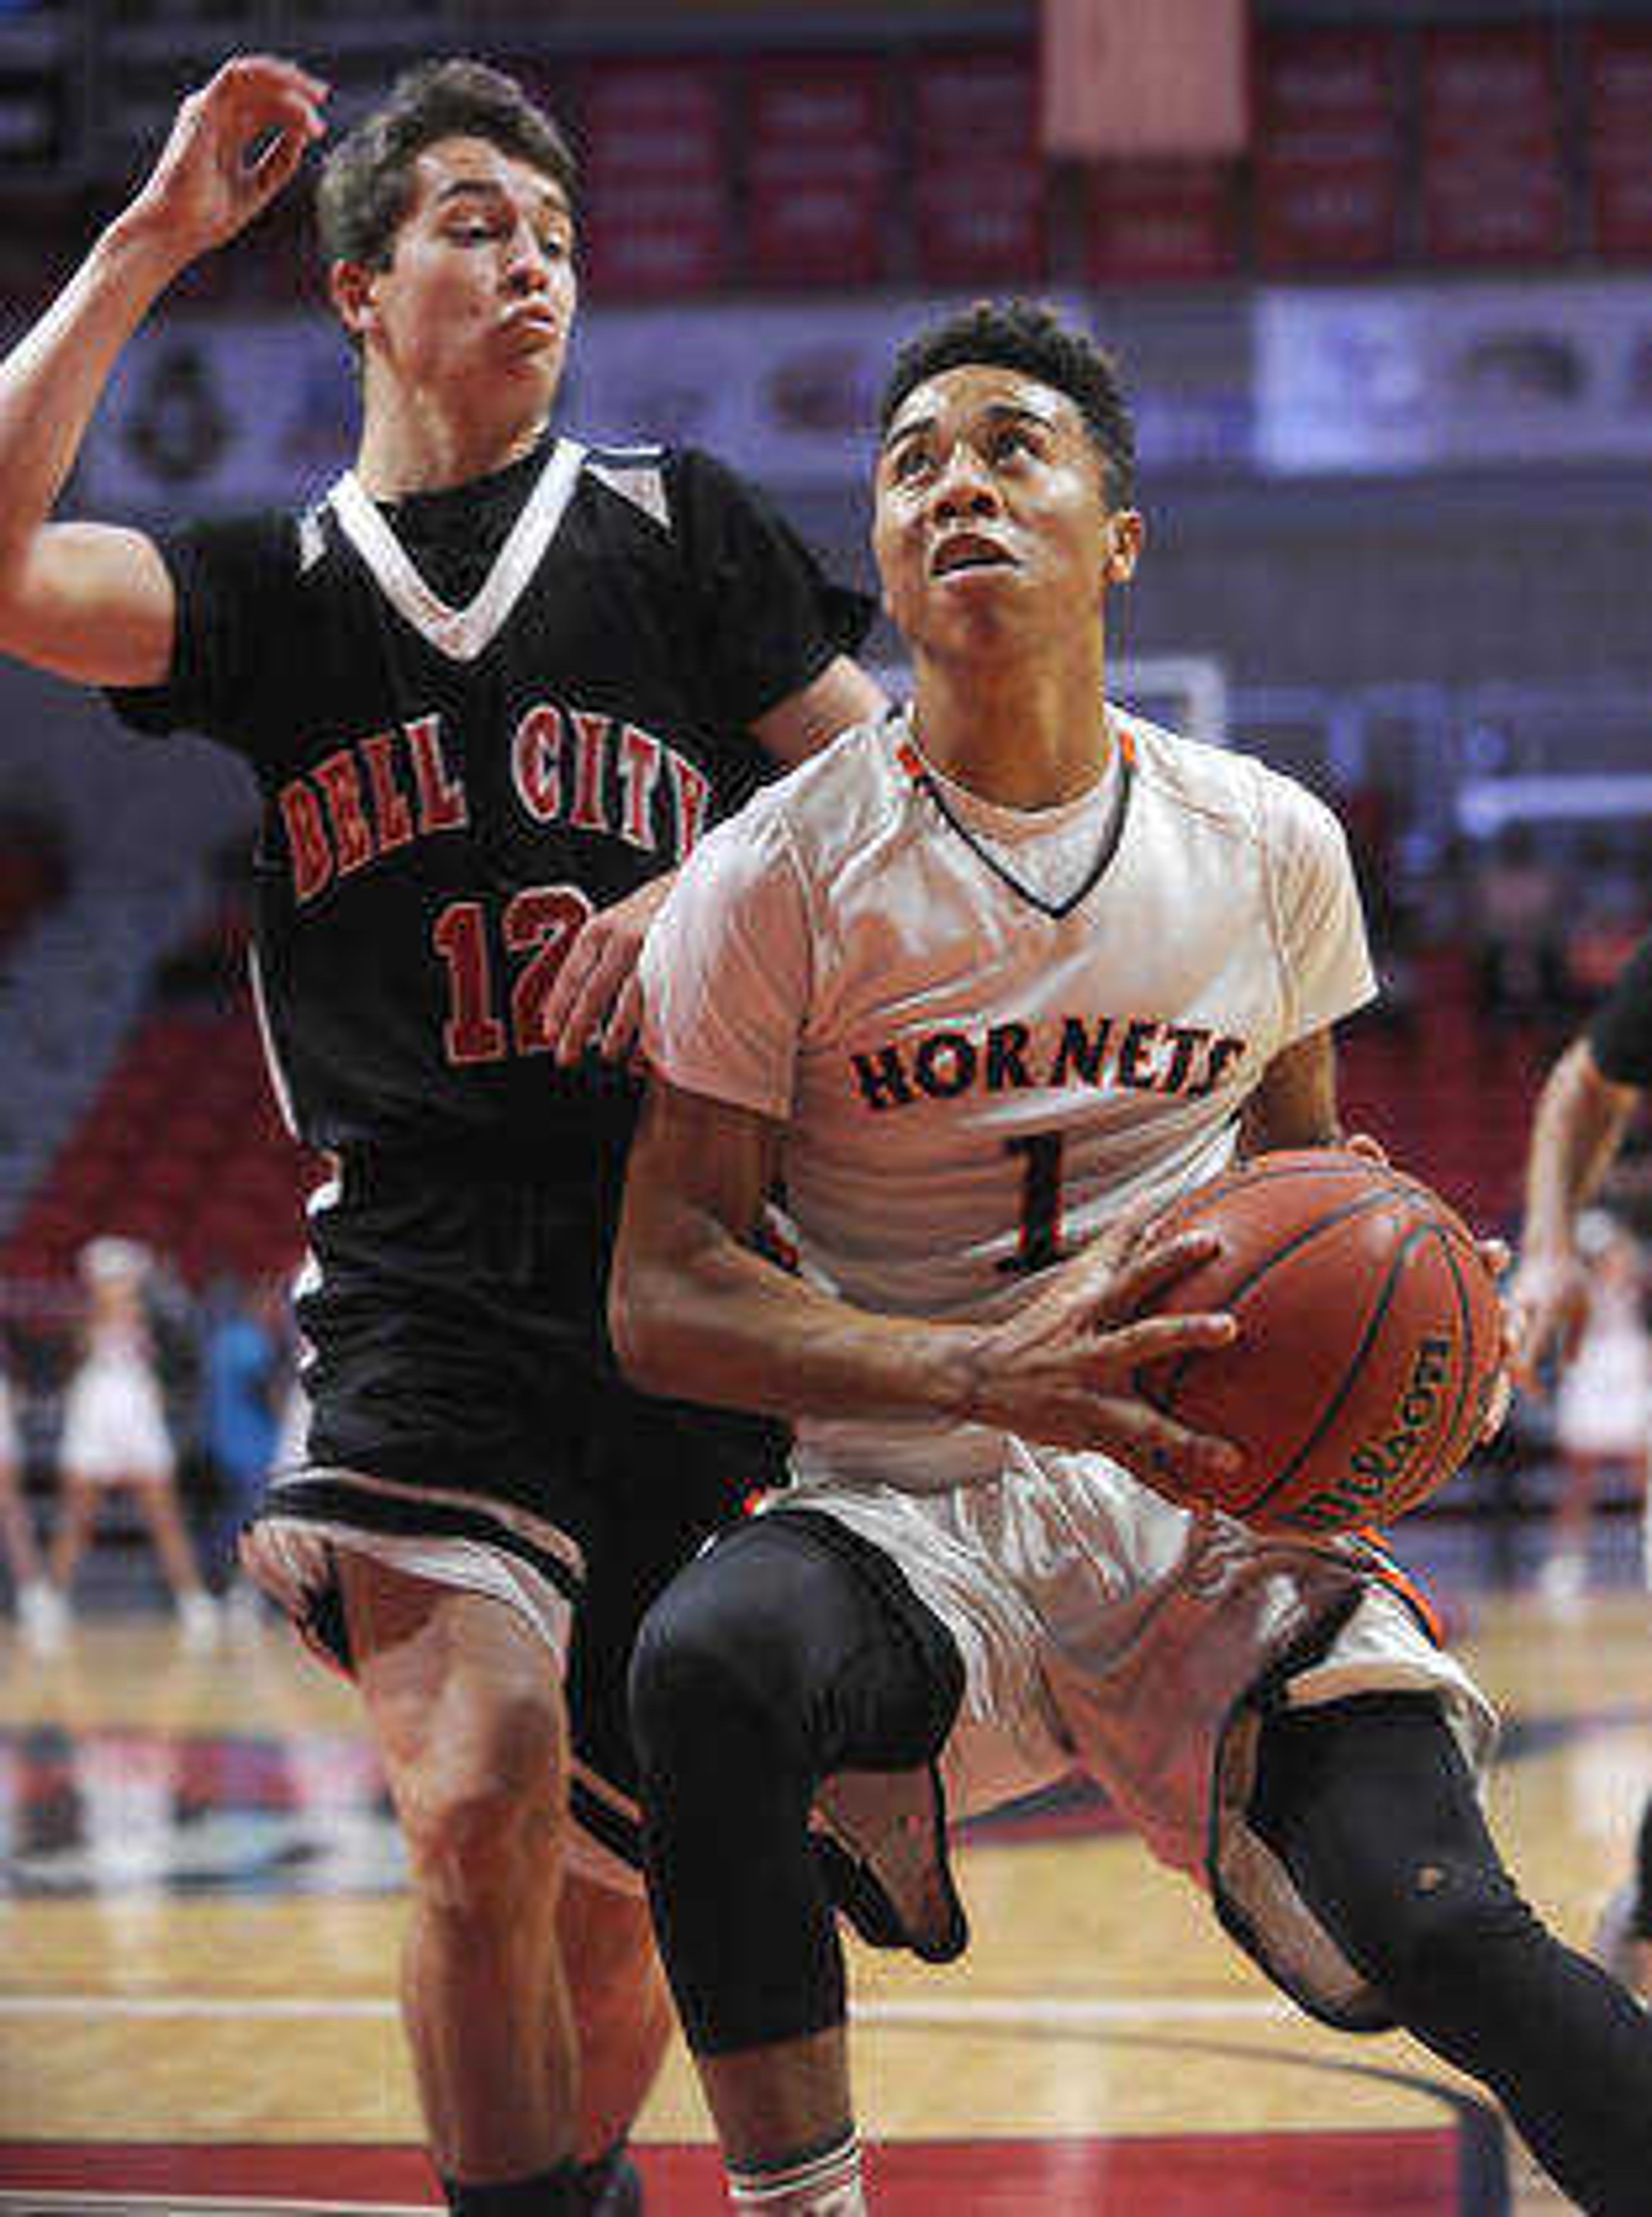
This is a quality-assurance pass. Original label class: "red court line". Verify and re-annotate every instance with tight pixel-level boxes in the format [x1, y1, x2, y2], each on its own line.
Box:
[0, 2129, 1467, 2213]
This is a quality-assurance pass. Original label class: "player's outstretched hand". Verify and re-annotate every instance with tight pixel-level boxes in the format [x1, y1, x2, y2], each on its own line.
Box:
[544, 875, 674, 1067]
[1507, 1247, 1590, 1391]
[962, 1226, 1243, 1498]
[122, 56, 329, 269]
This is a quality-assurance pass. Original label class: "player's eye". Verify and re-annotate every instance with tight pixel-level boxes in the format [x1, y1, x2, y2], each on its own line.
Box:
[888, 442, 933, 484]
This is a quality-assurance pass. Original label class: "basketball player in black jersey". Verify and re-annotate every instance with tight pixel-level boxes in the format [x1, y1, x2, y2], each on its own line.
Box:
[1515, 924, 1652, 2009]
[0, 55, 880, 2217]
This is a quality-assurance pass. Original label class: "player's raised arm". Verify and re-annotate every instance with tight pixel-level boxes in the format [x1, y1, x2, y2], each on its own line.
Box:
[0, 55, 327, 686]
[1511, 1033, 1640, 1385]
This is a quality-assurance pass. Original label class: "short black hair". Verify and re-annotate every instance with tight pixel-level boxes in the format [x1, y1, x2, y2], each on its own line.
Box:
[316, 57, 576, 273]
[879, 299, 1137, 509]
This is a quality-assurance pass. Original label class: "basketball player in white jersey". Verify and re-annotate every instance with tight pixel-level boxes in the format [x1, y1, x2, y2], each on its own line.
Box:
[612, 303, 1652, 2214]
[49, 1236, 219, 1649]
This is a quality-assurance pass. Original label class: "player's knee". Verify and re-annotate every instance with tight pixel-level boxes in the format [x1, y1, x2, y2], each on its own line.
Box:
[629, 1573, 803, 1789]
[1344, 1855, 1542, 2005]
[399, 1768, 558, 1911]
[391, 1696, 564, 1909]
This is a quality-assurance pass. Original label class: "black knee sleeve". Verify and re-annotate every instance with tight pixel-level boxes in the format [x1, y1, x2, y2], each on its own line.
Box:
[1252, 1691, 1652, 2214]
[629, 1512, 962, 2056]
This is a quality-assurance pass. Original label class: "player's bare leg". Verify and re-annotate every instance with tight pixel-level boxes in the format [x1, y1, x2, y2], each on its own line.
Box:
[0, 1458, 62, 1647]
[0, 1461, 43, 1588]
[695, 2028, 864, 2211]
[560, 1875, 671, 2158]
[45, 1476, 100, 1599]
[126, 1476, 206, 1591]
[341, 1556, 581, 2196]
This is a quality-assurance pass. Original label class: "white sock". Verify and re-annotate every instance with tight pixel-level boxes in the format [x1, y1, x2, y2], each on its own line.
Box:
[728, 2129, 865, 2214]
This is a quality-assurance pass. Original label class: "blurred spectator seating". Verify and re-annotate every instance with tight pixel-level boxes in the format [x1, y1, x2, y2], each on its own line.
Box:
[3, 994, 314, 1289]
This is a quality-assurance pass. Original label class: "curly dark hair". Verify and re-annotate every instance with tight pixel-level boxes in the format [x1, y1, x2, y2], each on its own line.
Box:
[879, 299, 1137, 509]
[316, 57, 576, 273]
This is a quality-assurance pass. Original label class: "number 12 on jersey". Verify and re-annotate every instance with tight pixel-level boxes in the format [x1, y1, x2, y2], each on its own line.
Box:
[432, 888, 595, 1064]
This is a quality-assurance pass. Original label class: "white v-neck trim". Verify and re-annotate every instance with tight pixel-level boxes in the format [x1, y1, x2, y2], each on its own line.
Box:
[327, 436, 587, 663]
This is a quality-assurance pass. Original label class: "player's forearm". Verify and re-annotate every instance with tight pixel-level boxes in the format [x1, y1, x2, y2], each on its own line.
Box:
[612, 1221, 980, 1428]
[0, 219, 182, 586]
[1523, 1039, 1636, 1256]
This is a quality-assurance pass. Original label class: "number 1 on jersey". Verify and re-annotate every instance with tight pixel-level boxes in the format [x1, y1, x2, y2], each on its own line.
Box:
[1001, 1130, 1066, 1274]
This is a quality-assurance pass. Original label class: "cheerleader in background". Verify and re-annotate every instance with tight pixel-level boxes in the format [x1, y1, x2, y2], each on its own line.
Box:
[48, 1237, 219, 1650]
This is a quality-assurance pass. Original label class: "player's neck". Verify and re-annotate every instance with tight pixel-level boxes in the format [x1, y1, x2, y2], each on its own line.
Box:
[353, 378, 551, 500]
[909, 646, 1115, 810]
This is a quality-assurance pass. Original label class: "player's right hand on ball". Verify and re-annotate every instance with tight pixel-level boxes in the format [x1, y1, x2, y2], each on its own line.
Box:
[962, 1228, 1243, 1495]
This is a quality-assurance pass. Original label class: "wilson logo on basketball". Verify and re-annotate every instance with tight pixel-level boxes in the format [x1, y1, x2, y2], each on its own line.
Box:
[1290, 1334, 1455, 1532]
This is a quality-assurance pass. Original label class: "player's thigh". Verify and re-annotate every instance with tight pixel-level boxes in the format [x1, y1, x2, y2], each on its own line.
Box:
[340, 1550, 570, 1819]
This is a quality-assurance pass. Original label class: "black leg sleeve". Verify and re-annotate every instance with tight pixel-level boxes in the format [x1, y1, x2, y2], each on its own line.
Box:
[628, 1512, 963, 2058]
[1250, 1690, 1652, 2217]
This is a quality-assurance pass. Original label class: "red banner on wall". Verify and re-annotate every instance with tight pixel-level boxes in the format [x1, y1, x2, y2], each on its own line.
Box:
[1251, 29, 1401, 272]
[913, 48, 1047, 284]
[1587, 27, 1652, 260]
[1419, 27, 1567, 263]
[579, 60, 729, 299]
[745, 56, 891, 288]
[1088, 160, 1239, 284]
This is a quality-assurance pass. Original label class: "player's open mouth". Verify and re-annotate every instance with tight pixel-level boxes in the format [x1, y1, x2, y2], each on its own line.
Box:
[931, 536, 1014, 578]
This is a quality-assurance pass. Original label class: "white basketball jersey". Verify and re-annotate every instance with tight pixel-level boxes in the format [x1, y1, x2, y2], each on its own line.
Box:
[641, 705, 1375, 1486]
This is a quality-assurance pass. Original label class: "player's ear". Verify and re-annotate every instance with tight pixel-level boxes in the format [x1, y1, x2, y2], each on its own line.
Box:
[1103, 509, 1144, 587]
[329, 258, 378, 342]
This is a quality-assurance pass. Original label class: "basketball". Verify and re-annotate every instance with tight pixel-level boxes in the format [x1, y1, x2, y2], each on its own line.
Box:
[1138, 1149, 1504, 1535]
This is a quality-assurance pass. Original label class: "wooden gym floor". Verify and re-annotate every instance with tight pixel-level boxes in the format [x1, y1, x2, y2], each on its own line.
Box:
[0, 1535, 1646, 2214]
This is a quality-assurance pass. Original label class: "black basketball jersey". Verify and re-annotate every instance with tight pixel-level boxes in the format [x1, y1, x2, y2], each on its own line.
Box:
[110, 436, 872, 1180]
[1590, 927, 1652, 1087]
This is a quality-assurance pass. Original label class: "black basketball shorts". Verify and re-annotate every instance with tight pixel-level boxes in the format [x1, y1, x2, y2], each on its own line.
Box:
[253, 1146, 784, 1875]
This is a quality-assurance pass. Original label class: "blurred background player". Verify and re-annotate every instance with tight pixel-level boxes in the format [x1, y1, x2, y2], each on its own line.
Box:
[0, 50, 877, 2217]
[200, 1271, 289, 1634]
[47, 1235, 219, 1650]
[1514, 923, 1652, 2003]
[1535, 1208, 1652, 1614]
